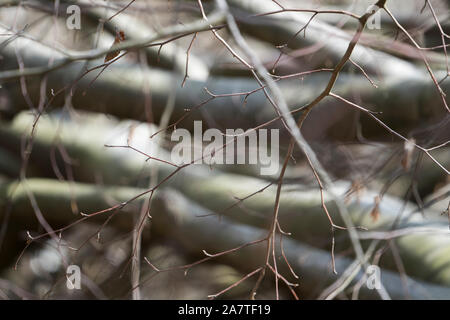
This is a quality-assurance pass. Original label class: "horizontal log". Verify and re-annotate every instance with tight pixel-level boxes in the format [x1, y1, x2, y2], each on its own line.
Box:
[1, 177, 450, 299]
[0, 26, 447, 141]
[227, 0, 424, 78]
[0, 111, 449, 286]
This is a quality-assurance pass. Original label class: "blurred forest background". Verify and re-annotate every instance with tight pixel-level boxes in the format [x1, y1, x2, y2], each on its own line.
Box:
[0, 0, 449, 299]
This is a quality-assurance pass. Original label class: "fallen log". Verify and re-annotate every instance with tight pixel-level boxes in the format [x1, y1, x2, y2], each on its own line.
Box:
[1, 177, 450, 299]
[1, 26, 447, 141]
[0, 111, 449, 286]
